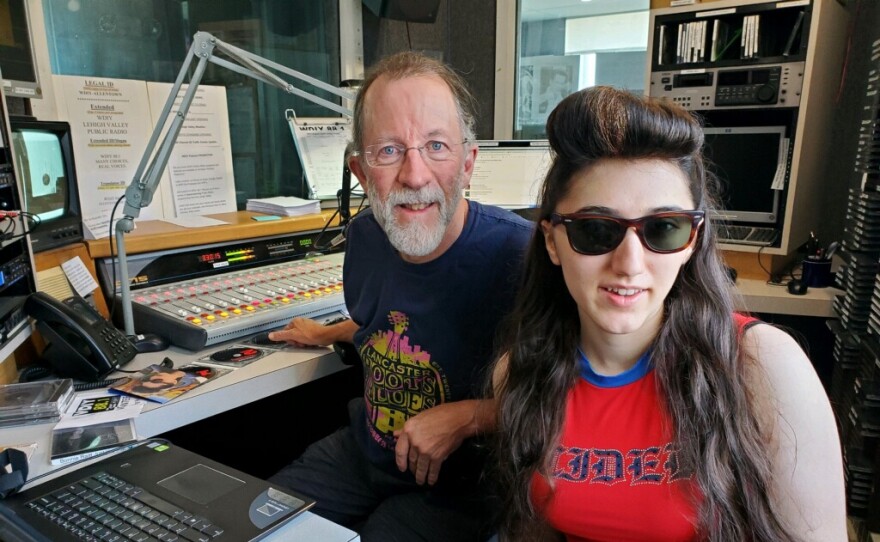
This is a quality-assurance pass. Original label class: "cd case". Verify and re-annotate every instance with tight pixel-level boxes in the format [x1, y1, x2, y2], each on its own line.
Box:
[50, 418, 137, 460]
[110, 364, 229, 404]
[0, 379, 75, 428]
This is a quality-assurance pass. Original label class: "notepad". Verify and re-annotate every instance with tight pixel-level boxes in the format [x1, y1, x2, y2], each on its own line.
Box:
[246, 196, 322, 217]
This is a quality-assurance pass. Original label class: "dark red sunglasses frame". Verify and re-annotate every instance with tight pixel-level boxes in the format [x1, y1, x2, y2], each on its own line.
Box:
[549, 210, 706, 255]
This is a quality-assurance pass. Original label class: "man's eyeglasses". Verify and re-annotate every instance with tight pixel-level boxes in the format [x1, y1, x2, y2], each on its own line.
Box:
[549, 211, 705, 255]
[355, 140, 469, 168]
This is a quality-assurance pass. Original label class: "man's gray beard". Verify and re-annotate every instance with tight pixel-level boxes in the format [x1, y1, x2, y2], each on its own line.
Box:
[368, 174, 464, 258]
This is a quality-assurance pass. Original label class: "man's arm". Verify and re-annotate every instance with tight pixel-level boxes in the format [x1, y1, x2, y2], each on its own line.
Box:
[268, 317, 358, 347]
[394, 355, 509, 486]
[393, 397, 497, 486]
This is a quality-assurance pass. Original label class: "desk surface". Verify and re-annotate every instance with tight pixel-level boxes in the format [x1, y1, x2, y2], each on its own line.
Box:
[733, 278, 841, 318]
[85, 210, 342, 259]
[0, 341, 359, 541]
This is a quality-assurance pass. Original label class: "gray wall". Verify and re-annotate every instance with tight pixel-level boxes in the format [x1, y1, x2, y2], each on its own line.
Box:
[361, 0, 497, 139]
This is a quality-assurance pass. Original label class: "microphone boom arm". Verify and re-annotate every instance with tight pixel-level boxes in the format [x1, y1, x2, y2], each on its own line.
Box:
[115, 31, 355, 334]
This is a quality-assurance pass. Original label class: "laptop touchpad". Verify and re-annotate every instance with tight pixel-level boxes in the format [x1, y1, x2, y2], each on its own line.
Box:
[158, 464, 245, 505]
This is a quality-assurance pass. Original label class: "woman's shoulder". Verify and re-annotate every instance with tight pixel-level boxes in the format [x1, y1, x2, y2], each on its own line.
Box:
[741, 322, 808, 372]
[737, 322, 847, 540]
[739, 322, 825, 407]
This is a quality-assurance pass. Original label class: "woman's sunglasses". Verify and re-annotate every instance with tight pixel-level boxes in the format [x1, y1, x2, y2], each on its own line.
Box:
[549, 210, 705, 255]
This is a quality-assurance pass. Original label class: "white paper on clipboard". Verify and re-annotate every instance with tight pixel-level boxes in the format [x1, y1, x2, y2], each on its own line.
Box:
[285, 109, 352, 200]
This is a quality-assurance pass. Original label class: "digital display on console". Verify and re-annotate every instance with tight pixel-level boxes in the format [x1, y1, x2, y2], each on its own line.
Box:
[717, 70, 748, 86]
[674, 72, 713, 88]
[225, 248, 256, 264]
[195, 247, 256, 268]
[198, 252, 223, 264]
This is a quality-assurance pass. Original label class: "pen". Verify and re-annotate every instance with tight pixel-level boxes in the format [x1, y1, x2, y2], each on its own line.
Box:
[805, 231, 819, 256]
[823, 241, 839, 261]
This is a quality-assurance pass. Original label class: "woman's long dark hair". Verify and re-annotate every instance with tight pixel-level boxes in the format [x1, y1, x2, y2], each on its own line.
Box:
[493, 87, 797, 541]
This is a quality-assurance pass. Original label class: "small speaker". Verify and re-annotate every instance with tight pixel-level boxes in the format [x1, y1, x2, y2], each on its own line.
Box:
[362, 0, 441, 23]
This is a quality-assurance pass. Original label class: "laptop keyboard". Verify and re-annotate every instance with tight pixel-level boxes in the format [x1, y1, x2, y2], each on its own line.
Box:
[25, 471, 224, 542]
[717, 225, 779, 246]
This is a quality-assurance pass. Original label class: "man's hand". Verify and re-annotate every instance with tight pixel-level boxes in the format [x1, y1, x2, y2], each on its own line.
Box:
[268, 317, 329, 346]
[393, 400, 486, 486]
[268, 317, 357, 347]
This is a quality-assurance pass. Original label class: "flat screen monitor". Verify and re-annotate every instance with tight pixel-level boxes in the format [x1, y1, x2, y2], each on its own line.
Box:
[702, 126, 787, 225]
[9, 117, 83, 252]
[464, 140, 551, 208]
[0, 0, 41, 99]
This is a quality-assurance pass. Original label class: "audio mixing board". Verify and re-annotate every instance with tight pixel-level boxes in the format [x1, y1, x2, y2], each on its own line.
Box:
[98, 229, 346, 351]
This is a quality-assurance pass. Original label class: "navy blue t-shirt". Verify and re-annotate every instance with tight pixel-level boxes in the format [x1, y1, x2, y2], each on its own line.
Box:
[343, 200, 533, 477]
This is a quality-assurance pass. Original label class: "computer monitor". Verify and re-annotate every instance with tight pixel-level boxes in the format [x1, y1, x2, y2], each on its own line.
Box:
[464, 140, 551, 209]
[702, 126, 787, 225]
[0, 0, 41, 99]
[9, 117, 83, 252]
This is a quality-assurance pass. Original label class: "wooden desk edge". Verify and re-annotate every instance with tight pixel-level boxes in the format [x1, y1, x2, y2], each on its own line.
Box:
[733, 278, 841, 318]
[85, 211, 342, 259]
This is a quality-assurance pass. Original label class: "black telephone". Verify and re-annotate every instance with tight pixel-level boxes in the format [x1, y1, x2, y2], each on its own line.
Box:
[24, 292, 137, 381]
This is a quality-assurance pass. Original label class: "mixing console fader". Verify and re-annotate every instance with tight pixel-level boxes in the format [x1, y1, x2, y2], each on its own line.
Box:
[127, 252, 345, 351]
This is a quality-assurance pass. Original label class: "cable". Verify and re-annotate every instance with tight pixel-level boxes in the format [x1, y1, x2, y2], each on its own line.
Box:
[19, 364, 130, 389]
[757, 245, 796, 287]
[73, 378, 127, 392]
[18, 364, 53, 382]
[312, 207, 341, 252]
[1, 216, 14, 239]
[0, 211, 41, 242]
[108, 195, 126, 325]
[23, 211, 40, 232]
[756, 245, 774, 282]
[312, 180, 366, 252]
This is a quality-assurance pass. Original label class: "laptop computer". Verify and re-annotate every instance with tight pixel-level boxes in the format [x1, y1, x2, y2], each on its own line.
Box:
[0, 439, 315, 542]
[464, 140, 551, 209]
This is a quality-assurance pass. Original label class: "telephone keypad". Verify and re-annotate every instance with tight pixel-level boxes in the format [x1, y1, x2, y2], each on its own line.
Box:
[99, 325, 138, 362]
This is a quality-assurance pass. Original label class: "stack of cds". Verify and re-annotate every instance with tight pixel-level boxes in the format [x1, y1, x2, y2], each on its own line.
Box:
[842, 338, 880, 518]
[0, 379, 74, 428]
[842, 189, 880, 254]
[834, 250, 879, 334]
[831, 35, 880, 520]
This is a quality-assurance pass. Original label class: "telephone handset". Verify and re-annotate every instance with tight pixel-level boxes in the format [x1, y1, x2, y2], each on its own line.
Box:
[24, 292, 137, 381]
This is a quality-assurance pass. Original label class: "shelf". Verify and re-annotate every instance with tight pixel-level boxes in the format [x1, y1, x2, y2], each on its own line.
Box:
[652, 0, 809, 69]
[646, 0, 851, 258]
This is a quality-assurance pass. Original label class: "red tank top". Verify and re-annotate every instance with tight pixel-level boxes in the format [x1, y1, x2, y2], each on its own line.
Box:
[530, 315, 757, 541]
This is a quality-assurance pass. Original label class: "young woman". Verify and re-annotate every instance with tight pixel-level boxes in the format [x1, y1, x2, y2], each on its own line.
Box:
[492, 86, 846, 541]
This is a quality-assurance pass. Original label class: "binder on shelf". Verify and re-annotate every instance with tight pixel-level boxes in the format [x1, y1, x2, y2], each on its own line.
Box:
[688, 21, 696, 62]
[753, 15, 761, 58]
[699, 20, 707, 62]
[677, 23, 684, 63]
[740, 14, 761, 60]
[657, 24, 666, 64]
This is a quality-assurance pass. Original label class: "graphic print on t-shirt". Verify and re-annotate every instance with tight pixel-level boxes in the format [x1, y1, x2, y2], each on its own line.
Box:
[359, 311, 449, 449]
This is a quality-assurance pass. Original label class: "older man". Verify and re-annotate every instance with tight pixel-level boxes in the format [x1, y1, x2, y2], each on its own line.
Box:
[268, 52, 532, 542]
